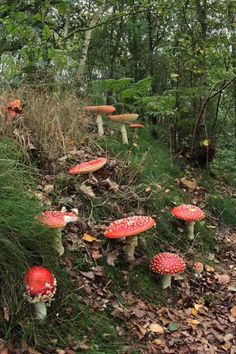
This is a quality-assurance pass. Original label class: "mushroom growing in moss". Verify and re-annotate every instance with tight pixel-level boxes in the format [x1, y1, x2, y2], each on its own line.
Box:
[150, 253, 186, 289]
[104, 215, 156, 261]
[36, 209, 79, 255]
[84, 105, 116, 137]
[24, 266, 57, 320]
[68, 157, 107, 177]
[171, 204, 205, 240]
[108, 113, 139, 144]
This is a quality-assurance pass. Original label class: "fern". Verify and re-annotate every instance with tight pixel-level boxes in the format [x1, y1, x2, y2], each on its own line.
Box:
[119, 77, 153, 102]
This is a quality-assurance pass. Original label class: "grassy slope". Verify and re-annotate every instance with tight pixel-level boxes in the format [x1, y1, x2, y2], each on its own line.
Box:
[1, 127, 235, 353]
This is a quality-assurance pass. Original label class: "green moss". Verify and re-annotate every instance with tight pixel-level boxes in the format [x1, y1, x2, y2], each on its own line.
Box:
[207, 195, 236, 226]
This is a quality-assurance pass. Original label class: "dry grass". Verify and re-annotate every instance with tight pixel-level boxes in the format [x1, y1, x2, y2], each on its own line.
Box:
[0, 85, 89, 163]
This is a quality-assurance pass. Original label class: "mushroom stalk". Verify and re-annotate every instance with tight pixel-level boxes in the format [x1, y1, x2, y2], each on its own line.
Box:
[54, 229, 64, 256]
[33, 302, 47, 320]
[121, 124, 128, 144]
[187, 222, 195, 240]
[124, 235, 138, 261]
[96, 114, 104, 137]
[162, 275, 172, 289]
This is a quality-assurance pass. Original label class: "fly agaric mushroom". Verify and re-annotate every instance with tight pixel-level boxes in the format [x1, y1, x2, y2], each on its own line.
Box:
[1, 99, 22, 118]
[68, 157, 107, 177]
[108, 113, 139, 144]
[24, 266, 57, 320]
[129, 123, 144, 139]
[36, 209, 79, 255]
[84, 105, 116, 137]
[171, 204, 205, 240]
[104, 215, 156, 261]
[150, 253, 186, 289]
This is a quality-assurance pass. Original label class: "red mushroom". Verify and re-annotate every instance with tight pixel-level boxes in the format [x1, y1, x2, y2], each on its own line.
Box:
[36, 209, 79, 255]
[171, 204, 205, 240]
[104, 215, 156, 261]
[108, 114, 139, 144]
[68, 158, 107, 176]
[193, 261, 204, 273]
[84, 105, 116, 137]
[150, 253, 186, 289]
[24, 266, 57, 320]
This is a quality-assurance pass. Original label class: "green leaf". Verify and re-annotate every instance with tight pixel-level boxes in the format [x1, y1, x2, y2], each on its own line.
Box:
[168, 323, 178, 331]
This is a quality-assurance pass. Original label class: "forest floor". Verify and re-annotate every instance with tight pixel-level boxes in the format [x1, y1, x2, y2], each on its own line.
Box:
[1, 129, 236, 354]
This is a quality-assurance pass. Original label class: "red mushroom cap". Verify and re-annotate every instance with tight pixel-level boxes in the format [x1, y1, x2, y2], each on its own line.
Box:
[193, 261, 204, 273]
[36, 210, 78, 228]
[24, 266, 57, 303]
[1, 99, 22, 117]
[171, 204, 205, 222]
[150, 253, 186, 275]
[108, 113, 139, 123]
[104, 215, 156, 239]
[84, 105, 116, 115]
[68, 157, 107, 175]
[129, 123, 144, 128]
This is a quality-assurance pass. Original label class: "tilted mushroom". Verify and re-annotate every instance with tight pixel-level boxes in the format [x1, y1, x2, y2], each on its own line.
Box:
[68, 157, 107, 177]
[24, 266, 57, 320]
[84, 105, 116, 137]
[129, 123, 144, 139]
[108, 113, 139, 144]
[171, 204, 205, 240]
[36, 209, 79, 255]
[104, 215, 156, 261]
[150, 253, 186, 289]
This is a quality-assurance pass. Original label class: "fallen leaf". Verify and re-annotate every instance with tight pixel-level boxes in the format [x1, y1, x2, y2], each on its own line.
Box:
[148, 323, 164, 334]
[216, 274, 231, 285]
[205, 264, 215, 272]
[79, 271, 95, 280]
[152, 338, 162, 345]
[107, 249, 119, 266]
[230, 306, 236, 318]
[3, 306, 10, 321]
[82, 234, 98, 242]
[179, 178, 197, 191]
[79, 184, 95, 198]
[167, 323, 178, 332]
[43, 184, 54, 193]
[91, 250, 102, 260]
[186, 319, 200, 328]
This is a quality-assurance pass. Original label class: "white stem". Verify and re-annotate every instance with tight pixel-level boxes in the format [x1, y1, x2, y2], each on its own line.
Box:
[162, 275, 172, 289]
[55, 229, 64, 256]
[121, 124, 128, 144]
[34, 302, 47, 320]
[124, 235, 138, 261]
[187, 222, 195, 240]
[96, 114, 104, 137]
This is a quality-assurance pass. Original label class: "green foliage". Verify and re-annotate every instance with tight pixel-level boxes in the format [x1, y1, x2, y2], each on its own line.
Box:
[210, 143, 236, 186]
[207, 195, 236, 226]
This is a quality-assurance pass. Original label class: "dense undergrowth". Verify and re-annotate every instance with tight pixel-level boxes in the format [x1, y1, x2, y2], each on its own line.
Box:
[0, 98, 236, 353]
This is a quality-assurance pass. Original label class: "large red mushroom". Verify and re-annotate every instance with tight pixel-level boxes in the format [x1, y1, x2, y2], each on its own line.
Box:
[68, 158, 107, 176]
[104, 215, 156, 261]
[150, 253, 186, 289]
[171, 204, 205, 240]
[36, 209, 79, 255]
[84, 105, 116, 137]
[24, 266, 57, 320]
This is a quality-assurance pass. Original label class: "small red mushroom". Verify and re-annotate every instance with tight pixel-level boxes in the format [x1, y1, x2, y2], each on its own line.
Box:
[24, 266, 57, 320]
[84, 105, 116, 137]
[104, 215, 156, 261]
[171, 204, 205, 240]
[150, 253, 186, 289]
[36, 209, 78, 255]
[68, 158, 107, 176]
[193, 261, 204, 273]
[108, 114, 139, 144]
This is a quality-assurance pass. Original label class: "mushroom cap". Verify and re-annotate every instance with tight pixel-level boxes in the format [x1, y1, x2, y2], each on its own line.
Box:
[193, 261, 204, 273]
[129, 123, 144, 128]
[2, 99, 22, 117]
[108, 114, 139, 123]
[84, 105, 116, 115]
[150, 253, 186, 275]
[36, 210, 79, 228]
[68, 157, 107, 175]
[171, 204, 205, 222]
[24, 266, 57, 303]
[104, 215, 156, 239]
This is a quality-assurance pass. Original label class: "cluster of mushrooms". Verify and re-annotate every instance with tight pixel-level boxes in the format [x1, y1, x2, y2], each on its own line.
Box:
[7, 104, 204, 321]
[84, 105, 144, 144]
